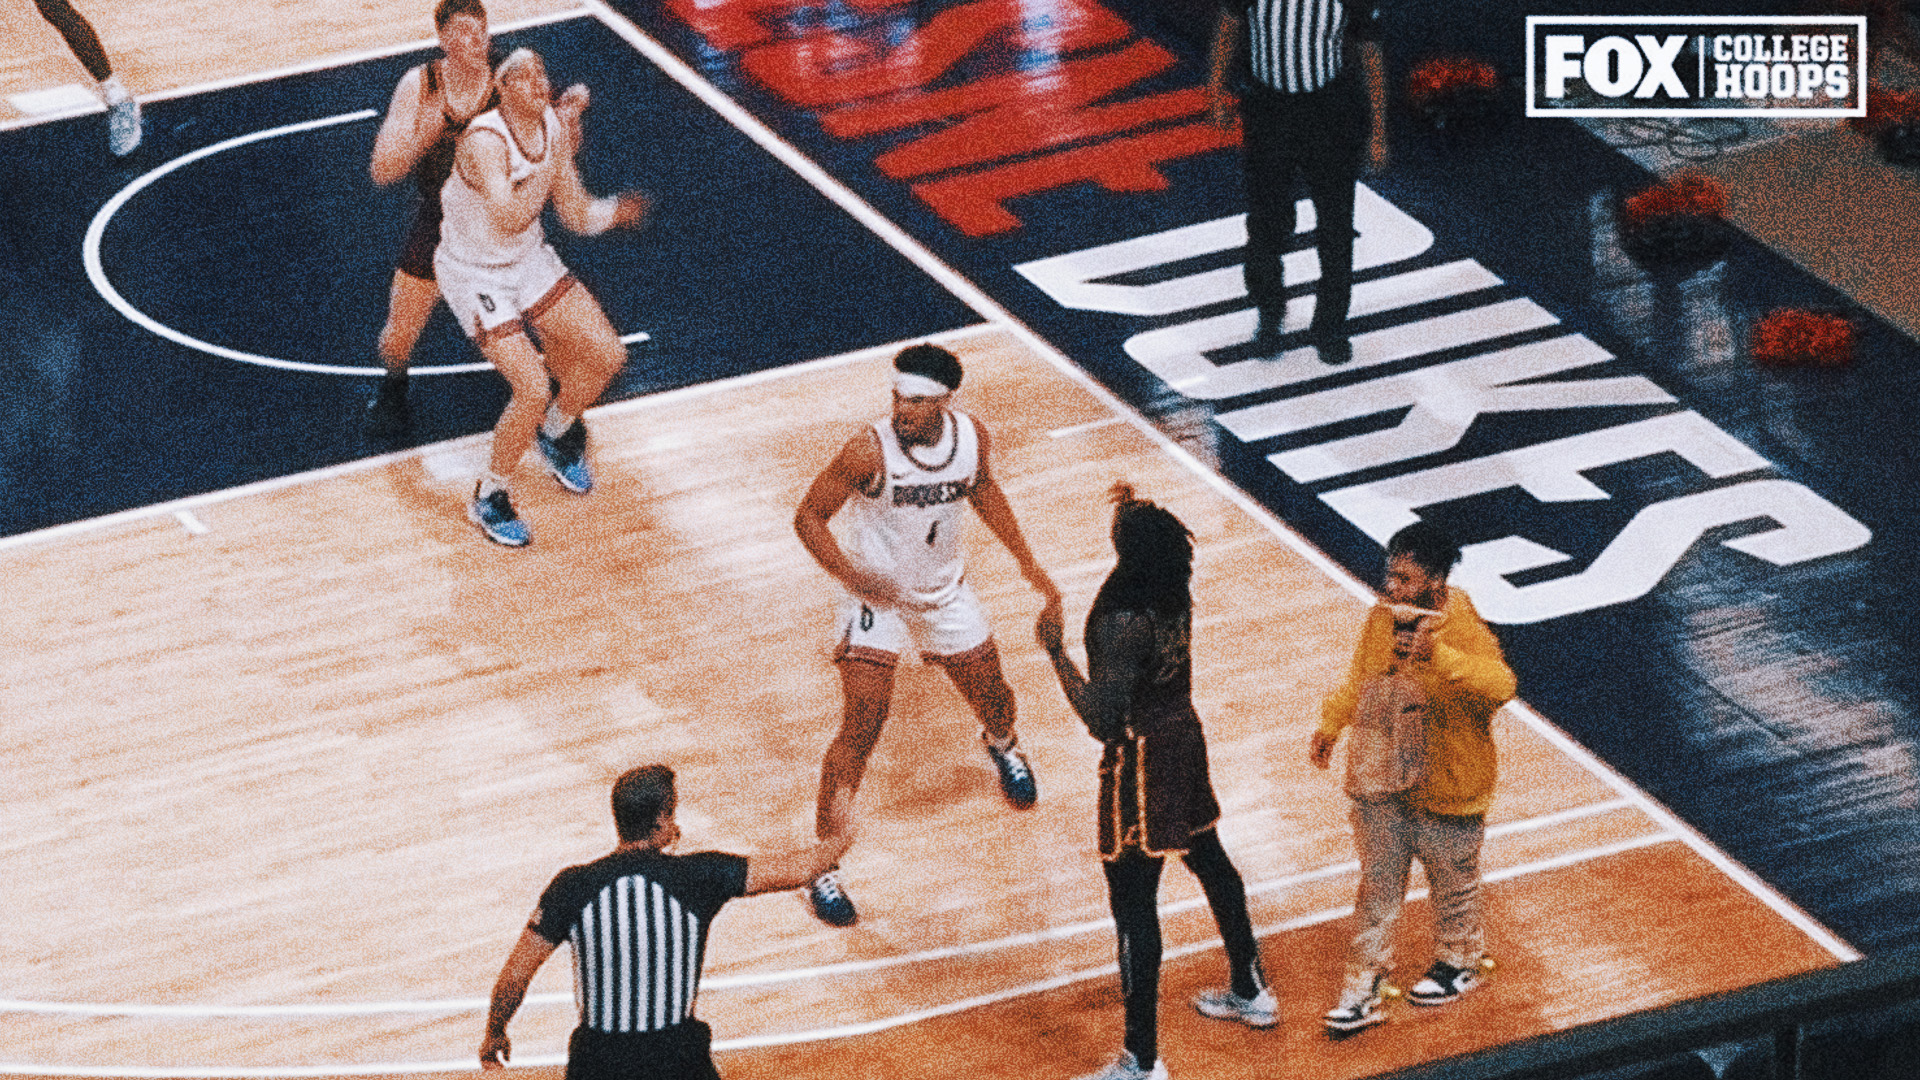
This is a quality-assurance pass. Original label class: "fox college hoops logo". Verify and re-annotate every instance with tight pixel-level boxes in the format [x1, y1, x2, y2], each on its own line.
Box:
[1526, 16, 1866, 117]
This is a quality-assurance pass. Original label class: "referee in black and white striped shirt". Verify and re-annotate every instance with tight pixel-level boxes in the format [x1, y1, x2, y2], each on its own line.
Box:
[480, 765, 855, 1080]
[1208, 0, 1388, 365]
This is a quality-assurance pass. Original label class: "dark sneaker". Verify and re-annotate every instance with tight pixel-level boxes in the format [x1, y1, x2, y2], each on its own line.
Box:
[806, 869, 857, 927]
[366, 378, 411, 438]
[984, 738, 1037, 808]
[1407, 959, 1486, 1006]
[1323, 971, 1388, 1034]
[537, 420, 592, 494]
[1193, 986, 1278, 1028]
[469, 486, 531, 547]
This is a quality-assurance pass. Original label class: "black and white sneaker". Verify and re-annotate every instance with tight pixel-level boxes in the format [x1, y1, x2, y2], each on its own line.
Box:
[1323, 971, 1388, 1034]
[537, 420, 593, 494]
[1407, 959, 1486, 1006]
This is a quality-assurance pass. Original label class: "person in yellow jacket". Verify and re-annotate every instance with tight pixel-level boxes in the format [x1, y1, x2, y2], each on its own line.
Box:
[1310, 522, 1516, 1034]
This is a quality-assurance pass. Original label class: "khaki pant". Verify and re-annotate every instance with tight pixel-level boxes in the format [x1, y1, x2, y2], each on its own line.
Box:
[1346, 795, 1486, 977]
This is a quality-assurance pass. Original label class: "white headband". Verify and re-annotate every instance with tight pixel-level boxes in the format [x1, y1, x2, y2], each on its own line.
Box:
[893, 372, 952, 398]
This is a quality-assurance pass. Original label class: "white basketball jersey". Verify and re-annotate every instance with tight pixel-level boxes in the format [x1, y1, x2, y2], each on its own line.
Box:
[438, 106, 557, 267]
[847, 410, 980, 607]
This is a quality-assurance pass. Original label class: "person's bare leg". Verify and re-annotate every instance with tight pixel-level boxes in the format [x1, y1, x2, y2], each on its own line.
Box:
[483, 332, 551, 479]
[804, 656, 895, 926]
[526, 281, 625, 491]
[939, 640, 1035, 807]
[369, 270, 439, 436]
[816, 657, 895, 837]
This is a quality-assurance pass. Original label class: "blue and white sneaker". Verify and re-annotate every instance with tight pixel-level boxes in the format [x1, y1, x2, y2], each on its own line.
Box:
[537, 421, 593, 494]
[469, 485, 531, 547]
[806, 868, 857, 927]
[1074, 1051, 1167, 1080]
[984, 737, 1037, 808]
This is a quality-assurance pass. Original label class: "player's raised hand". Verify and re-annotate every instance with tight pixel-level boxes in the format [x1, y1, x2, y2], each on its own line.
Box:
[554, 84, 590, 156]
[556, 83, 590, 113]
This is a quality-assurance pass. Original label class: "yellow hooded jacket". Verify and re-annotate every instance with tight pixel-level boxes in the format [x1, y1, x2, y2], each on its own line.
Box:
[1319, 586, 1517, 817]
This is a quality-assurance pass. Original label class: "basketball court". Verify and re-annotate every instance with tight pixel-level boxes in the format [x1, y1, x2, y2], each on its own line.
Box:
[1, 0, 1911, 1077]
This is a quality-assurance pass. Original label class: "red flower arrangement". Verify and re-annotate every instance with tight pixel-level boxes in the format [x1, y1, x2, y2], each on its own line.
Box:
[1848, 82, 1920, 137]
[1848, 82, 1920, 165]
[1621, 173, 1728, 229]
[1405, 57, 1501, 128]
[1750, 309, 1854, 369]
[1618, 173, 1732, 266]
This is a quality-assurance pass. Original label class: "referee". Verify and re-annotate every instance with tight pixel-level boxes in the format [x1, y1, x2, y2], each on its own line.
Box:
[479, 765, 855, 1080]
[1208, 0, 1388, 365]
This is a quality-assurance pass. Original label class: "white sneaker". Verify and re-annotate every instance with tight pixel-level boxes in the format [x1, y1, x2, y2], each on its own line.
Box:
[1073, 1051, 1167, 1080]
[1193, 986, 1277, 1028]
[107, 94, 141, 156]
[1322, 970, 1388, 1034]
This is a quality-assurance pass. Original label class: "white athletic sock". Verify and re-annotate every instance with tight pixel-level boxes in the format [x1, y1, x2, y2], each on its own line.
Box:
[986, 732, 1015, 753]
[477, 471, 510, 499]
[541, 405, 575, 440]
[100, 74, 129, 105]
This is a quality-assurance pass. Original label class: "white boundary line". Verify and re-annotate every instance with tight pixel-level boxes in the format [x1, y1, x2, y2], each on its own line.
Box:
[0, 8, 594, 133]
[80, 110, 445, 377]
[0, 796, 1645, 1021]
[0, 833, 1677, 1076]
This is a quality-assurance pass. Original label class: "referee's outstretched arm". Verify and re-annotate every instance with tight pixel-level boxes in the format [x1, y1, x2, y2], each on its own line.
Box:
[745, 786, 857, 896]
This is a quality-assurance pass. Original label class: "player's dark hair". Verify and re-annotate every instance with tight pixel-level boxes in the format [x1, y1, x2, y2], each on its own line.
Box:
[1092, 482, 1193, 619]
[612, 764, 676, 842]
[894, 343, 963, 391]
[1387, 521, 1462, 579]
[435, 0, 487, 29]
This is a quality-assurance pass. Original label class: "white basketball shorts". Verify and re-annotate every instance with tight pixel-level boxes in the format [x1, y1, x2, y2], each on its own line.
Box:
[834, 580, 993, 666]
[434, 242, 573, 346]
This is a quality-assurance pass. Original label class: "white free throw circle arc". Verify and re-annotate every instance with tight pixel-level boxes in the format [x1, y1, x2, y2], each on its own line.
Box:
[83, 111, 493, 377]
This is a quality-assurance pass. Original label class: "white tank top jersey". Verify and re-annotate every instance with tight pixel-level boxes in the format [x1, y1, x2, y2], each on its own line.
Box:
[437, 105, 558, 267]
[847, 410, 980, 608]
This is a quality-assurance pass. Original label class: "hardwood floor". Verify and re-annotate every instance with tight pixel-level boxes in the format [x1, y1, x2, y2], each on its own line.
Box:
[0, 330, 1841, 1077]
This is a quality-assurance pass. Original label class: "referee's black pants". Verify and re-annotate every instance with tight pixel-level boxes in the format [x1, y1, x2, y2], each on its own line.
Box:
[567, 1021, 721, 1080]
[1239, 71, 1369, 341]
[1103, 830, 1266, 1068]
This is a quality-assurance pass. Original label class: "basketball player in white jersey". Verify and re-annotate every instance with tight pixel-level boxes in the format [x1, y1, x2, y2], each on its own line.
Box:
[435, 47, 647, 546]
[792, 344, 1063, 925]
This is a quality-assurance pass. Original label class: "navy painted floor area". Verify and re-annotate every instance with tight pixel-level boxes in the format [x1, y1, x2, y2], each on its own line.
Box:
[612, 0, 1920, 955]
[0, 13, 975, 538]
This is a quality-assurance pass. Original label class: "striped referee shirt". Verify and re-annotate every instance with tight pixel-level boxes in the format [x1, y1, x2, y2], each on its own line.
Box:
[1233, 0, 1380, 94]
[530, 849, 749, 1034]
